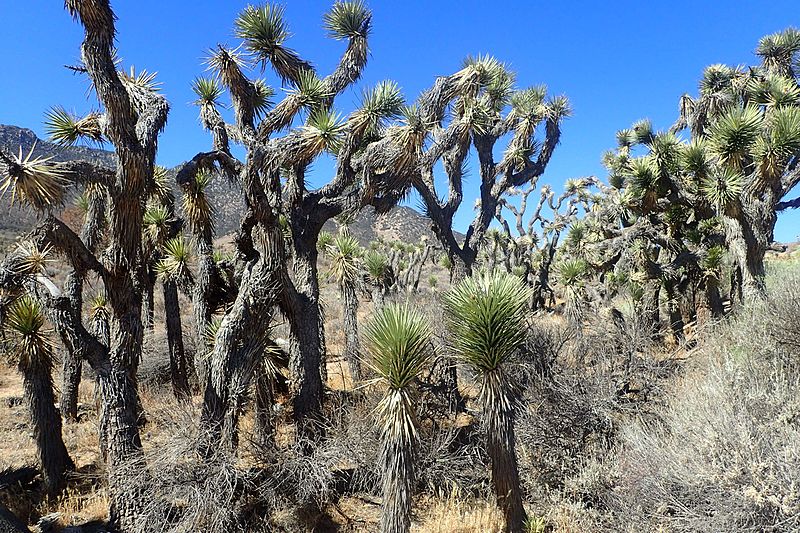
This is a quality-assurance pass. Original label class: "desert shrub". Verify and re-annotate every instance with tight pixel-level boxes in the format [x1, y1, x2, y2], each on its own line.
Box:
[608, 267, 800, 532]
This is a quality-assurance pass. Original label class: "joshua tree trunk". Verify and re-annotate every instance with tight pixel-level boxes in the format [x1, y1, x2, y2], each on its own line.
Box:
[163, 279, 190, 399]
[21, 359, 74, 494]
[284, 241, 325, 425]
[722, 213, 770, 302]
[664, 281, 685, 343]
[484, 373, 526, 533]
[200, 225, 284, 453]
[192, 236, 216, 389]
[695, 276, 724, 329]
[342, 282, 362, 382]
[372, 285, 385, 310]
[379, 394, 415, 533]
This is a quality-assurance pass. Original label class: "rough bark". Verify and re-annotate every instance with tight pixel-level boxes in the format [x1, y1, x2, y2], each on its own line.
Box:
[484, 373, 526, 533]
[21, 360, 74, 495]
[163, 279, 190, 399]
[342, 282, 362, 383]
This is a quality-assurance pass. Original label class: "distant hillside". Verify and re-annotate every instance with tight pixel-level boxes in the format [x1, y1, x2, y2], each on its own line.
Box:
[0, 124, 452, 249]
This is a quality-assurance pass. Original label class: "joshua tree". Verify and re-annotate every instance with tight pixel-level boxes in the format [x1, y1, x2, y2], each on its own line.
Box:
[181, 2, 415, 439]
[444, 272, 531, 532]
[327, 231, 364, 382]
[407, 58, 570, 279]
[3, 294, 74, 494]
[671, 28, 800, 301]
[0, 1, 169, 526]
[364, 303, 432, 533]
[364, 250, 391, 309]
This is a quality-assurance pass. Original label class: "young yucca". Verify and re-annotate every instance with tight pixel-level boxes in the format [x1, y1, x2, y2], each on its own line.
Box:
[4, 295, 74, 493]
[443, 272, 531, 532]
[364, 303, 432, 533]
[327, 231, 364, 381]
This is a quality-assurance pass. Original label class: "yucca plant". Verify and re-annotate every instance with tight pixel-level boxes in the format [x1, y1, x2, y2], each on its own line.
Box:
[327, 231, 364, 381]
[3, 295, 74, 493]
[0, 145, 67, 211]
[44, 106, 103, 146]
[443, 272, 530, 532]
[363, 303, 432, 533]
[364, 250, 391, 309]
[182, 170, 215, 239]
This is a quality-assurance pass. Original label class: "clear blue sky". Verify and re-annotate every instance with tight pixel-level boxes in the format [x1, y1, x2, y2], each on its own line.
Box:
[1, 1, 798, 241]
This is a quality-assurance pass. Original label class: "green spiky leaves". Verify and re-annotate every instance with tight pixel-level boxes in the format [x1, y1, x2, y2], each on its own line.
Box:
[192, 77, 224, 107]
[301, 109, 345, 157]
[701, 166, 743, 209]
[234, 4, 310, 82]
[156, 236, 194, 282]
[364, 250, 390, 284]
[350, 80, 404, 137]
[182, 170, 215, 235]
[443, 271, 531, 374]
[0, 145, 68, 212]
[364, 303, 432, 391]
[557, 258, 589, 288]
[44, 107, 103, 147]
[326, 231, 363, 287]
[323, 1, 371, 40]
[4, 295, 53, 372]
[708, 105, 763, 170]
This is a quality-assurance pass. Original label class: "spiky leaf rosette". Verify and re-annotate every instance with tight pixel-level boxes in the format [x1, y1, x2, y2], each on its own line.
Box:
[192, 77, 224, 107]
[156, 236, 194, 282]
[443, 272, 531, 375]
[365, 303, 432, 392]
[300, 109, 345, 157]
[4, 295, 53, 372]
[44, 107, 103, 147]
[708, 105, 763, 170]
[235, 4, 311, 81]
[324, 1, 371, 39]
[317, 230, 334, 251]
[350, 80, 404, 137]
[253, 79, 276, 119]
[702, 245, 727, 279]
[289, 69, 330, 109]
[182, 170, 215, 235]
[143, 204, 171, 247]
[326, 232, 363, 288]
[756, 28, 800, 76]
[119, 66, 161, 92]
[150, 165, 174, 205]
[701, 166, 743, 209]
[364, 250, 390, 285]
[756, 105, 800, 179]
[89, 293, 110, 322]
[0, 145, 68, 211]
[13, 242, 54, 277]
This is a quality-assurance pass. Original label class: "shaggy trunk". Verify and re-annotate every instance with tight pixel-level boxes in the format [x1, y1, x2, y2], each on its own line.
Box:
[286, 242, 325, 428]
[722, 205, 772, 302]
[58, 271, 87, 422]
[342, 282, 362, 383]
[379, 392, 415, 533]
[200, 226, 283, 453]
[695, 276, 724, 329]
[372, 285, 385, 310]
[21, 360, 74, 494]
[193, 237, 216, 390]
[483, 372, 526, 533]
[163, 279, 190, 399]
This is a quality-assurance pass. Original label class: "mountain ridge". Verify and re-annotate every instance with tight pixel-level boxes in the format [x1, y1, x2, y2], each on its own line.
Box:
[0, 124, 446, 247]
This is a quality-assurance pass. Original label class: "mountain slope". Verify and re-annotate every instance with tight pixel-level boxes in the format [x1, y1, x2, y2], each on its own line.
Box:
[0, 124, 449, 248]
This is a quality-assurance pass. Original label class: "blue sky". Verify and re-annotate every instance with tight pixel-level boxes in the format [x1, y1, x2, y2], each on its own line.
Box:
[1, 0, 798, 241]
